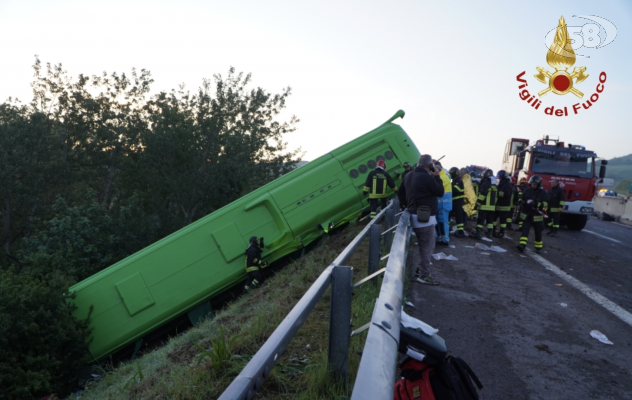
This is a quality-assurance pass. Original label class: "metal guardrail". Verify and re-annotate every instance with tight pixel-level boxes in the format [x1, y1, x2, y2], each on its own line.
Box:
[351, 208, 411, 399]
[218, 201, 400, 400]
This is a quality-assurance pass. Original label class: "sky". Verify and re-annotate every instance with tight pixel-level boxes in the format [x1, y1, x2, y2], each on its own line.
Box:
[1, 0, 631, 171]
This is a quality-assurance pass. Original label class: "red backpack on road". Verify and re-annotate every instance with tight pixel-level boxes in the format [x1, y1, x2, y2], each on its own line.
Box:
[394, 356, 483, 400]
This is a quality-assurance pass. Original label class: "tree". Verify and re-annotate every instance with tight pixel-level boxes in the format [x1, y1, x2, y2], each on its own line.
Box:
[127, 68, 302, 230]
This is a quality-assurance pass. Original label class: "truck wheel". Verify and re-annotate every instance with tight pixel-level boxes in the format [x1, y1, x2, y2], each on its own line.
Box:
[566, 215, 587, 231]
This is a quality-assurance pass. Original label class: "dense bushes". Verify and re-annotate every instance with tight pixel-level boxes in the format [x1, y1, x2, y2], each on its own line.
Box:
[0, 269, 91, 399]
[0, 59, 301, 398]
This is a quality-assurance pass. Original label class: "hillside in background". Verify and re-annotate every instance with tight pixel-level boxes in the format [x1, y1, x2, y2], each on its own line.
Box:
[606, 153, 632, 187]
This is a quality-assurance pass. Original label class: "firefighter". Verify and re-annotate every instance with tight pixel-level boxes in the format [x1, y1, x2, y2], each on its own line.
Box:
[449, 167, 466, 238]
[516, 176, 548, 253]
[363, 159, 397, 218]
[471, 171, 480, 199]
[547, 178, 566, 237]
[493, 170, 513, 238]
[471, 169, 497, 240]
[516, 177, 528, 228]
[507, 176, 519, 230]
[244, 236, 267, 292]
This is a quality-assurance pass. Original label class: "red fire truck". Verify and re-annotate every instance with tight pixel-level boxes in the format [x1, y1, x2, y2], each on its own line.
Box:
[501, 136, 607, 231]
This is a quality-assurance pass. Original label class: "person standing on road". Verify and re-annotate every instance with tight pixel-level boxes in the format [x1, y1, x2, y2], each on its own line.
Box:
[516, 177, 528, 229]
[400, 161, 412, 182]
[460, 168, 477, 224]
[547, 178, 566, 237]
[516, 176, 548, 253]
[450, 167, 466, 238]
[435, 161, 452, 246]
[397, 154, 444, 285]
[363, 159, 397, 219]
[493, 170, 514, 238]
[471, 169, 497, 240]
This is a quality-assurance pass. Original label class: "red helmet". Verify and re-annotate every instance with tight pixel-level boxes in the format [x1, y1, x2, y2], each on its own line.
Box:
[510, 176, 517, 184]
[377, 160, 386, 169]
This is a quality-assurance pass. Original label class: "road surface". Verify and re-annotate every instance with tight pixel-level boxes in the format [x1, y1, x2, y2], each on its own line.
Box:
[406, 216, 632, 400]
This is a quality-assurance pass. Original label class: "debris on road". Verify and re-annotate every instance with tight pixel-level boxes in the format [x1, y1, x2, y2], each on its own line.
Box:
[590, 330, 614, 345]
[560, 303, 567, 307]
[481, 237, 493, 242]
[480, 252, 490, 255]
[520, 255, 527, 258]
[449, 244, 456, 248]
[555, 284, 563, 287]
[406, 347, 426, 361]
[401, 309, 439, 335]
[405, 301, 415, 308]
[432, 252, 458, 261]
[474, 244, 506, 252]
[534, 344, 553, 354]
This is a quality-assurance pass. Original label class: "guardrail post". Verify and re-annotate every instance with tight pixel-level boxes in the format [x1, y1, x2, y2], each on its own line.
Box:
[368, 224, 381, 285]
[384, 206, 395, 250]
[328, 265, 353, 381]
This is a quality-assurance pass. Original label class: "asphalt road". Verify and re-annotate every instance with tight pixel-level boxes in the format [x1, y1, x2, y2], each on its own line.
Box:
[406, 216, 632, 400]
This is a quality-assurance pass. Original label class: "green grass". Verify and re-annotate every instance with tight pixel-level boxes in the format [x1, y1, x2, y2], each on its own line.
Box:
[77, 219, 410, 400]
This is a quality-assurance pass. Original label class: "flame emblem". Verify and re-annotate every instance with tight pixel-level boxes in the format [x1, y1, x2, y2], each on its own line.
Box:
[535, 16, 589, 98]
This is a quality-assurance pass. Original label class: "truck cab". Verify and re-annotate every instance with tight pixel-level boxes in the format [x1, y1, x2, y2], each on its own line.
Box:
[501, 136, 604, 230]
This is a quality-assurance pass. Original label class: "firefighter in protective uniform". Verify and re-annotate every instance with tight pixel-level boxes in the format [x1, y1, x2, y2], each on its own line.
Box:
[363, 159, 397, 218]
[471, 169, 497, 240]
[516, 177, 528, 228]
[492, 170, 513, 238]
[547, 178, 566, 237]
[516, 176, 548, 253]
[449, 167, 466, 238]
[244, 236, 267, 292]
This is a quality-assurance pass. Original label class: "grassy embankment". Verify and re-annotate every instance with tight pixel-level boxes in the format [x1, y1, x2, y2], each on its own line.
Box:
[78, 219, 408, 399]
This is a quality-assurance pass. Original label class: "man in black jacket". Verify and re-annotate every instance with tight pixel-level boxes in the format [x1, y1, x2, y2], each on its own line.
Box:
[398, 154, 444, 285]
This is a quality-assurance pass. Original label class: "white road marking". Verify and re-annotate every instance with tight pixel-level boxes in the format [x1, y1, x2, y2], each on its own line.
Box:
[583, 229, 622, 244]
[527, 251, 632, 328]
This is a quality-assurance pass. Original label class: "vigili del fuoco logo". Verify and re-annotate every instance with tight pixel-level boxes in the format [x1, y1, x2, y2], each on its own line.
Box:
[516, 15, 613, 117]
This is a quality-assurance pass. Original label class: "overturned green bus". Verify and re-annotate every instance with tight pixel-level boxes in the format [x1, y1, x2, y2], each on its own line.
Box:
[70, 110, 420, 360]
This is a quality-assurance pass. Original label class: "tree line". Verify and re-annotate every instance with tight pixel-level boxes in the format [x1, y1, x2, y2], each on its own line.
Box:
[0, 59, 302, 399]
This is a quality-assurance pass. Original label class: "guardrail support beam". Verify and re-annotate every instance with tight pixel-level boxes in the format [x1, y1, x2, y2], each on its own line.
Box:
[367, 224, 381, 285]
[328, 265, 353, 381]
[384, 206, 395, 250]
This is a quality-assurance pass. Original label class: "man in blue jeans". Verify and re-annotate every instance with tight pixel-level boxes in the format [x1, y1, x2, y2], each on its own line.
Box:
[397, 154, 445, 285]
[434, 161, 452, 246]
